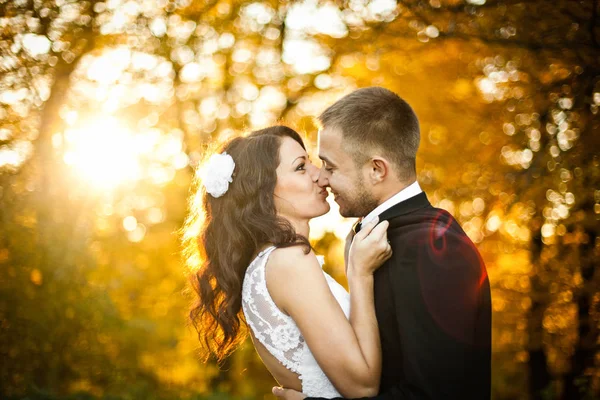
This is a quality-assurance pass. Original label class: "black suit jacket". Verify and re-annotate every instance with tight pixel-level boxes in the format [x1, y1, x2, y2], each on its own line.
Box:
[308, 192, 491, 400]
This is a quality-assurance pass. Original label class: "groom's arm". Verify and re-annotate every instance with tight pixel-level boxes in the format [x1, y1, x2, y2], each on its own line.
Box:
[301, 217, 491, 400]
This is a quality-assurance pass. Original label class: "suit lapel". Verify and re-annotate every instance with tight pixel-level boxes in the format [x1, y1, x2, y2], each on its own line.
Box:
[378, 191, 431, 221]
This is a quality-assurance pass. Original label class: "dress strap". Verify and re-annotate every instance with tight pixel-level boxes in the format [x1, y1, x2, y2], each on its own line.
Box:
[257, 245, 277, 259]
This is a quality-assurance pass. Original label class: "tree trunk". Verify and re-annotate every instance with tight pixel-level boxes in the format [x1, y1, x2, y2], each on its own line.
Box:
[562, 228, 599, 399]
[33, 23, 97, 394]
[528, 231, 552, 400]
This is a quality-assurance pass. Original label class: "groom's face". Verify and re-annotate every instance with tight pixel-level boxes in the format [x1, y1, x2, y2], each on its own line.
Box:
[317, 127, 378, 218]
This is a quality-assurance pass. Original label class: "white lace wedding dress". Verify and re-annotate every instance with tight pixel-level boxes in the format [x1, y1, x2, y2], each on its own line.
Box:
[241, 246, 351, 398]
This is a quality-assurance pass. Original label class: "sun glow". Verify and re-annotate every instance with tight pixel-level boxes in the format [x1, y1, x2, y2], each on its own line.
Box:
[63, 117, 143, 189]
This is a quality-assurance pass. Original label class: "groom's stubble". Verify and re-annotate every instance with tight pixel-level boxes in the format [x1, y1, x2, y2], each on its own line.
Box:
[338, 171, 379, 218]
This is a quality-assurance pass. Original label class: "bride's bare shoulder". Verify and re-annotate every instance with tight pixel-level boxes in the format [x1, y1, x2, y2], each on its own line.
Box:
[266, 245, 325, 314]
[268, 245, 320, 272]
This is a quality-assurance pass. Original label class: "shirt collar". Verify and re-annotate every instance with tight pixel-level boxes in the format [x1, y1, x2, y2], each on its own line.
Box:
[362, 181, 423, 224]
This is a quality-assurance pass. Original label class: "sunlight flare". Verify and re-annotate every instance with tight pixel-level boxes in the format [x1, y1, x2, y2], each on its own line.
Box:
[63, 117, 142, 189]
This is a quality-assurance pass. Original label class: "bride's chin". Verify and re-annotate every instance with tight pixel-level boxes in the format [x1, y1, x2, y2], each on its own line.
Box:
[306, 201, 331, 219]
[316, 203, 331, 216]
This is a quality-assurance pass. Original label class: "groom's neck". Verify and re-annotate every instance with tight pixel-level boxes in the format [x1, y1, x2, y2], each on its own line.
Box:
[374, 179, 416, 207]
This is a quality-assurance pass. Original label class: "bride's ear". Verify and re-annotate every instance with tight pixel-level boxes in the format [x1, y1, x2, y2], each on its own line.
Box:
[368, 157, 389, 184]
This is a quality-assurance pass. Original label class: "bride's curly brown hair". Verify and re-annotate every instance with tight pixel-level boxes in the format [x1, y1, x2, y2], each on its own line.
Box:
[181, 126, 311, 362]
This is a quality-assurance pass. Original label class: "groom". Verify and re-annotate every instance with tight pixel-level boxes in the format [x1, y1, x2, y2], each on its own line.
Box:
[273, 87, 491, 399]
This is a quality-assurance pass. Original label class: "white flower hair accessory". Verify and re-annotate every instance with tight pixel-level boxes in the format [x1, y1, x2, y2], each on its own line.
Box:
[199, 152, 236, 198]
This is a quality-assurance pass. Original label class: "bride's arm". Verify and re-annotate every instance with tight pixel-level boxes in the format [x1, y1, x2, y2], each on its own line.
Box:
[267, 220, 391, 398]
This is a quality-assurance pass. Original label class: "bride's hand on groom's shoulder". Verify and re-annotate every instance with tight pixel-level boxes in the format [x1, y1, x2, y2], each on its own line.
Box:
[272, 386, 306, 399]
[348, 217, 392, 278]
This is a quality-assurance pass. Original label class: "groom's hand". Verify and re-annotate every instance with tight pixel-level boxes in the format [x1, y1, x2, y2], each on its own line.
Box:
[272, 386, 307, 399]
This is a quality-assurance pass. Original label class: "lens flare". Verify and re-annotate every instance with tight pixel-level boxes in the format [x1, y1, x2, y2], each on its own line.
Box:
[63, 117, 142, 189]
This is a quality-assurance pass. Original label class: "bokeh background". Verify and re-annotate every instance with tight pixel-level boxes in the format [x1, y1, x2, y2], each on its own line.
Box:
[0, 0, 599, 399]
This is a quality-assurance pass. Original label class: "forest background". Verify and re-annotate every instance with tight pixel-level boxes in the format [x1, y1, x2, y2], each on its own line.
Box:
[0, 0, 599, 399]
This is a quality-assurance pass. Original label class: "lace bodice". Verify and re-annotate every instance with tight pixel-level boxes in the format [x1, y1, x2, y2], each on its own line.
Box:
[241, 246, 351, 398]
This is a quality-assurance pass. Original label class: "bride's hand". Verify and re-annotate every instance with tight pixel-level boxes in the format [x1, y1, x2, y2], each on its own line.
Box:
[272, 387, 306, 399]
[347, 217, 392, 278]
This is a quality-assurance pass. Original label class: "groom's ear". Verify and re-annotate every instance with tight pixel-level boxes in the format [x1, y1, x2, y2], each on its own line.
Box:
[369, 157, 389, 183]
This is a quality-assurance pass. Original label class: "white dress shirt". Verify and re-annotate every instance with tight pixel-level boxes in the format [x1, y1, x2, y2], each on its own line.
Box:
[362, 181, 423, 224]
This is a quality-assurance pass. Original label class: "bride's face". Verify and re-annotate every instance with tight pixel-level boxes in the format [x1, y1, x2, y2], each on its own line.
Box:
[274, 136, 330, 221]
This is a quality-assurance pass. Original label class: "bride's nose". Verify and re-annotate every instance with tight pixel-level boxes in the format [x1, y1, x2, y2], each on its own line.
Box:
[307, 162, 320, 181]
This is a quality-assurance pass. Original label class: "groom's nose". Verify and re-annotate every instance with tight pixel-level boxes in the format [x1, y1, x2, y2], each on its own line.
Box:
[317, 167, 330, 188]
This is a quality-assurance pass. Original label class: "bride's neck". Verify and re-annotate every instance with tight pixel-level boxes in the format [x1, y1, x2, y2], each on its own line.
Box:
[296, 220, 310, 238]
[285, 215, 310, 239]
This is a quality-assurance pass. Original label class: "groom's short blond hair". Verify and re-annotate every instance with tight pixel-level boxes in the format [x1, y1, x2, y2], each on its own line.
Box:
[318, 87, 420, 182]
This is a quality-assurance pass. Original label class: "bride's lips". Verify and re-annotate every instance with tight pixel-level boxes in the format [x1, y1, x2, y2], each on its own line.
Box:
[318, 189, 328, 198]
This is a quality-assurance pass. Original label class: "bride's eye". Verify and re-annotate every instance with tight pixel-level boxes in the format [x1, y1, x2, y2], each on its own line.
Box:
[296, 163, 306, 171]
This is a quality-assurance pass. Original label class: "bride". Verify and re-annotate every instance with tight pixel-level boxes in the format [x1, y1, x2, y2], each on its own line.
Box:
[183, 126, 391, 398]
